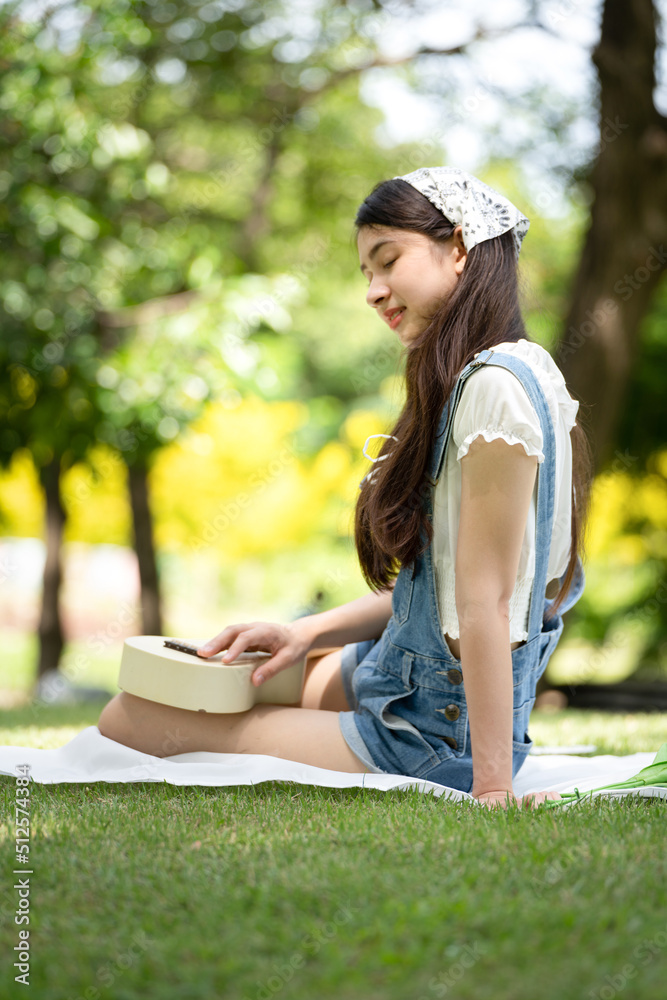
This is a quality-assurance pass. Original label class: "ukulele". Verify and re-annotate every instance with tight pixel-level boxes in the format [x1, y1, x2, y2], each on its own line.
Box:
[117, 636, 305, 713]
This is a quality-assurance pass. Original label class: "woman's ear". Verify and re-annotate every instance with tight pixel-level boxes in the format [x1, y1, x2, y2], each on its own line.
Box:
[453, 225, 468, 275]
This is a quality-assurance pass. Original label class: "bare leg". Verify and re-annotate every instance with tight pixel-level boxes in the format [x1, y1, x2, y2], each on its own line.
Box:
[300, 648, 351, 712]
[97, 686, 370, 772]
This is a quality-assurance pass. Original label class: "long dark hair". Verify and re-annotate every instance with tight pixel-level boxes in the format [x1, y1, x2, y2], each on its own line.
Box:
[353, 178, 594, 619]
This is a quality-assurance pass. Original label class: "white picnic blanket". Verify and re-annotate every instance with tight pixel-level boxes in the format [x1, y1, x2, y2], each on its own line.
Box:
[0, 727, 665, 806]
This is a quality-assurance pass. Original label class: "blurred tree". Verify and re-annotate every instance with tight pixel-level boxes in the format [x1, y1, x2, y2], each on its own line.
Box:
[546, 0, 667, 689]
[554, 0, 667, 471]
[91, 274, 306, 637]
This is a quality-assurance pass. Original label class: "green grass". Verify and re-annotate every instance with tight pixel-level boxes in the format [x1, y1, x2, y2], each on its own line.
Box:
[1, 705, 666, 1000]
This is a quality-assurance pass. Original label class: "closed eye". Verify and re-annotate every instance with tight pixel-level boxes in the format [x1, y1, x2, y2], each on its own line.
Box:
[363, 259, 396, 284]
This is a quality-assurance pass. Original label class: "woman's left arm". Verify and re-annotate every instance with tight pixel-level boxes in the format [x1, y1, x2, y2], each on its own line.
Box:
[456, 435, 554, 809]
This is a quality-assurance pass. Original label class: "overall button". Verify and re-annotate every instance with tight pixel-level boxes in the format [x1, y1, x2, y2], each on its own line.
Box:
[441, 736, 458, 750]
[447, 668, 463, 685]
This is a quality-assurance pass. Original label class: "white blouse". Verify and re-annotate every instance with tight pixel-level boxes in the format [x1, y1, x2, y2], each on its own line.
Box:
[432, 339, 580, 642]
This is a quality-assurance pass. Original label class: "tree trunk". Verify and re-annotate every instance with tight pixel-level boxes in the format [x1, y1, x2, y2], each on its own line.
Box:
[554, 0, 667, 471]
[127, 462, 163, 636]
[234, 130, 284, 271]
[37, 457, 65, 678]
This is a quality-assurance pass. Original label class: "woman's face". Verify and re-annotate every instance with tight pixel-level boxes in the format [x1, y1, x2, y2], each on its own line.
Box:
[357, 224, 467, 345]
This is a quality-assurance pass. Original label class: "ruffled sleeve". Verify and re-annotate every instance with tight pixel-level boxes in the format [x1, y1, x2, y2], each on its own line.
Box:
[452, 365, 545, 464]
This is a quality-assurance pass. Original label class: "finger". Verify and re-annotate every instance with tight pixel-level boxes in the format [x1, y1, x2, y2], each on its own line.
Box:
[223, 626, 287, 666]
[521, 793, 555, 809]
[535, 792, 561, 806]
[250, 649, 294, 686]
[197, 625, 247, 658]
[478, 795, 510, 810]
[220, 629, 265, 664]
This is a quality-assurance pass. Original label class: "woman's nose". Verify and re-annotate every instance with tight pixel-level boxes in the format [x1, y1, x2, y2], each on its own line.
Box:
[365, 277, 389, 308]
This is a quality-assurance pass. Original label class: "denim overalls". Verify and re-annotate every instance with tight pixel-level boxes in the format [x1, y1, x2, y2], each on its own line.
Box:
[338, 348, 585, 789]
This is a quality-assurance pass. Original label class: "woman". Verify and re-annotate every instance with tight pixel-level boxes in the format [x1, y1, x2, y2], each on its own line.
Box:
[98, 166, 593, 809]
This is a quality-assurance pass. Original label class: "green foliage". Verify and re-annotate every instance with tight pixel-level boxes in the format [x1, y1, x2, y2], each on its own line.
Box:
[0, 0, 401, 478]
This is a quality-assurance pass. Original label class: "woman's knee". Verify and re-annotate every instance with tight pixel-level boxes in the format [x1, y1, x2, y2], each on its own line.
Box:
[97, 692, 178, 755]
[98, 692, 145, 748]
[97, 693, 127, 742]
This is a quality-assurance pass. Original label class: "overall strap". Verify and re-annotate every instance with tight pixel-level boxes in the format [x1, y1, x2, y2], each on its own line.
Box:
[427, 350, 505, 482]
[427, 348, 558, 643]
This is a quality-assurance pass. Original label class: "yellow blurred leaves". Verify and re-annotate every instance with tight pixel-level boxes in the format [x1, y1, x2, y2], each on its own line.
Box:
[11, 367, 37, 404]
[0, 450, 43, 537]
[61, 448, 131, 545]
[7, 394, 663, 583]
[342, 409, 387, 452]
[149, 395, 368, 557]
[587, 461, 667, 564]
[0, 396, 384, 557]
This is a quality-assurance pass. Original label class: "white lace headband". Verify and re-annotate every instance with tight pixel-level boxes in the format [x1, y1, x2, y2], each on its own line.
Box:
[394, 166, 530, 256]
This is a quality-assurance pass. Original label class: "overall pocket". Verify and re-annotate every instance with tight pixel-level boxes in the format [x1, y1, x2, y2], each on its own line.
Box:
[512, 698, 535, 776]
[398, 655, 468, 758]
[533, 614, 564, 683]
[352, 655, 443, 770]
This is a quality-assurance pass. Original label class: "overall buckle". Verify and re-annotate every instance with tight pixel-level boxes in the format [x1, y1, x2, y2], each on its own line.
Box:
[468, 349, 493, 371]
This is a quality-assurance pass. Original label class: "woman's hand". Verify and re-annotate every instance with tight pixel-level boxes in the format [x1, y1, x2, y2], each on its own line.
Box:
[197, 621, 311, 687]
[474, 789, 562, 810]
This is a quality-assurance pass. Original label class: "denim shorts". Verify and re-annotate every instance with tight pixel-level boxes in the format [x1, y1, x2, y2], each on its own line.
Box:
[338, 637, 452, 777]
[337, 628, 554, 787]
[338, 639, 389, 773]
[338, 636, 477, 788]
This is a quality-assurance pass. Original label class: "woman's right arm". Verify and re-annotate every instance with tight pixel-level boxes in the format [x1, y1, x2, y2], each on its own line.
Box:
[197, 585, 394, 686]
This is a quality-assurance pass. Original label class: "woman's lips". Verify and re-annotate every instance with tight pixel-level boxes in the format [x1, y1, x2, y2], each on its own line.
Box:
[388, 309, 405, 330]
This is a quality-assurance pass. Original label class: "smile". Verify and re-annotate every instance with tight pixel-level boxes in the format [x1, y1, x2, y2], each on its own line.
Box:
[388, 309, 405, 330]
